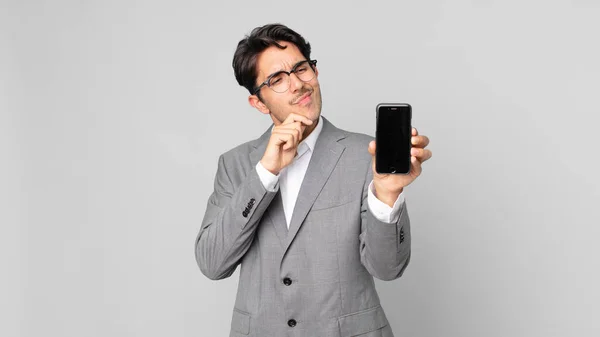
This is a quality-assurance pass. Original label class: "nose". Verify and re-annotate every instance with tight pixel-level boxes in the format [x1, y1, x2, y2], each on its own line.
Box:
[289, 72, 304, 93]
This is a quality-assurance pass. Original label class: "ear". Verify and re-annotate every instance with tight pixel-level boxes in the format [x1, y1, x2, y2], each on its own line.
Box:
[314, 65, 319, 77]
[248, 95, 270, 115]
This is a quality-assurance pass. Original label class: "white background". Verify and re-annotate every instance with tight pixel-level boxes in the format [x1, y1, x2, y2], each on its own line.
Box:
[2, 0, 599, 336]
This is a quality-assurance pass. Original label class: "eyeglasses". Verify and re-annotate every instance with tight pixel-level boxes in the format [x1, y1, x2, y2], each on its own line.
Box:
[253, 59, 317, 95]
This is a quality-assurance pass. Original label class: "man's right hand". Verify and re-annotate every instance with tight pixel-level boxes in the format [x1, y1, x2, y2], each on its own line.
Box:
[260, 113, 314, 175]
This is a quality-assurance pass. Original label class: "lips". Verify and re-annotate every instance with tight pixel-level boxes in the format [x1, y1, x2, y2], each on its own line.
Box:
[294, 91, 312, 105]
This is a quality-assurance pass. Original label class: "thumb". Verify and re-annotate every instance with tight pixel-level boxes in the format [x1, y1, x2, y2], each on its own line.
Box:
[368, 140, 376, 156]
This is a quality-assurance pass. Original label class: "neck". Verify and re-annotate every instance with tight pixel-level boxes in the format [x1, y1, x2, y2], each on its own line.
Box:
[301, 118, 319, 141]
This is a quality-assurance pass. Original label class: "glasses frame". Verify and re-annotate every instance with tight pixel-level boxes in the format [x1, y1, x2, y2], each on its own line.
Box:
[253, 59, 318, 95]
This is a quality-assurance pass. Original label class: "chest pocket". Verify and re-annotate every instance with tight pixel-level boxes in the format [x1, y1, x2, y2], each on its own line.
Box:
[311, 173, 363, 211]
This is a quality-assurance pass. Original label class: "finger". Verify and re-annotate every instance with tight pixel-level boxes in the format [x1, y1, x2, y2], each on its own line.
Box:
[421, 149, 432, 162]
[272, 130, 299, 149]
[275, 123, 303, 141]
[411, 148, 432, 162]
[411, 135, 430, 147]
[280, 129, 300, 146]
[283, 113, 314, 126]
[280, 121, 304, 133]
[277, 121, 306, 143]
[411, 156, 422, 176]
[368, 140, 379, 174]
[412, 127, 418, 136]
[272, 132, 292, 147]
[281, 133, 296, 151]
[368, 140, 376, 156]
[271, 132, 288, 149]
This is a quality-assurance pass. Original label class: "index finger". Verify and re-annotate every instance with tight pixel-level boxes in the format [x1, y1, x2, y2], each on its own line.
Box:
[411, 135, 429, 147]
[283, 113, 314, 126]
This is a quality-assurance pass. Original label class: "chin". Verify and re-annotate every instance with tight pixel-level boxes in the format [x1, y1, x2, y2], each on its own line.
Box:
[302, 111, 319, 123]
[303, 104, 320, 119]
[310, 109, 322, 121]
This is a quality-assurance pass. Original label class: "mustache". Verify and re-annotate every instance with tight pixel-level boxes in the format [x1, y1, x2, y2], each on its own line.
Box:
[290, 88, 313, 105]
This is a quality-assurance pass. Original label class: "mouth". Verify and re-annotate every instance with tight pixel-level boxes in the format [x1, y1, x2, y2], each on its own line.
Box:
[294, 91, 312, 105]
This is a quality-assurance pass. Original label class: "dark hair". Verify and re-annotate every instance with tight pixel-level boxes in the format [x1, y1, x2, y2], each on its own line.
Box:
[232, 23, 312, 96]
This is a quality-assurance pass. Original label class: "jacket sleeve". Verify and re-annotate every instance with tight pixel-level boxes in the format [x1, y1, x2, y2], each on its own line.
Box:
[358, 162, 412, 281]
[195, 154, 277, 280]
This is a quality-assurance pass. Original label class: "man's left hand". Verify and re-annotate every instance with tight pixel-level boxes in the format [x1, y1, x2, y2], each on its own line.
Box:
[368, 127, 432, 207]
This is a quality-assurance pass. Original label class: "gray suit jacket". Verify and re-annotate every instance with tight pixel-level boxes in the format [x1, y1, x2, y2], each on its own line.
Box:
[195, 117, 411, 337]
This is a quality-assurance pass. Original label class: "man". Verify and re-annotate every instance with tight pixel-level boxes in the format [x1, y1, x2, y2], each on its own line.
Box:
[195, 23, 432, 337]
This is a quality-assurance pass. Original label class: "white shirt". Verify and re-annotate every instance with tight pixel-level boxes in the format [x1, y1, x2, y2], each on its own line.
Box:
[255, 116, 405, 228]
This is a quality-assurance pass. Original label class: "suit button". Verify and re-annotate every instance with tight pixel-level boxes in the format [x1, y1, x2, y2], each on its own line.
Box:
[242, 211, 248, 218]
[283, 278, 292, 286]
[287, 319, 296, 327]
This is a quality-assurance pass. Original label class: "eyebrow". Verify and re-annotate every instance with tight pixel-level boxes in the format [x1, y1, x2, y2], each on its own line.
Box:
[264, 60, 306, 80]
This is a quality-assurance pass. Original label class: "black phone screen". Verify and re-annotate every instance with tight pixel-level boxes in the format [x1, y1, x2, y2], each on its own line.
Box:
[376, 104, 412, 174]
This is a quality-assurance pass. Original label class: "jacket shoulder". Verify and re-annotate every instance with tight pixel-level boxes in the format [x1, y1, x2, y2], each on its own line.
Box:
[212, 135, 264, 184]
[219, 138, 258, 161]
[335, 127, 374, 165]
[338, 127, 373, 148]
[340, 130, 374, 146]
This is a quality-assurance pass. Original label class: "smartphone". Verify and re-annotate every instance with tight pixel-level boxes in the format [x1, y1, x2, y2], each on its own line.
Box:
[375, 103, 412, 174]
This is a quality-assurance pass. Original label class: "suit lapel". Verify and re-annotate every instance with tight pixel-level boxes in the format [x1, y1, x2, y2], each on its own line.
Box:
[283, 117, 346, 254]
[248, 117, 348, 255]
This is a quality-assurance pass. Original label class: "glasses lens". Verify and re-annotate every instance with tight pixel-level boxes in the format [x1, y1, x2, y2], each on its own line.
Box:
[294, 61, 315, 82]
[267, 61, 316, 93]
[268, 73, 289, 93]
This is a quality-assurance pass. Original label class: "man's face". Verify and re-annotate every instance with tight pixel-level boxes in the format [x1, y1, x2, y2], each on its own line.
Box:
[250, 41, 322, 126]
